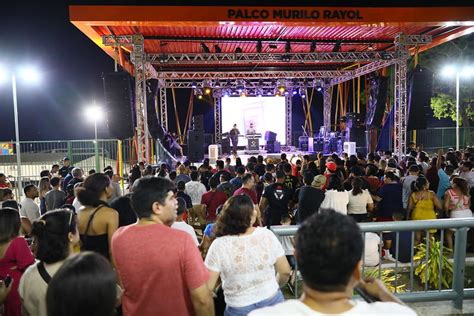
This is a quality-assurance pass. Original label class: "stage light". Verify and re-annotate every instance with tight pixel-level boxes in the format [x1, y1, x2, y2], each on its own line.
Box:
[367, 44, 375, 51]
[191, 81, 197, 88]
[332, 41, 341, 52]
[197, 94, 203, 99]
[316, 86, 323, 92]
[285, 41, 291, 53]
[214, 45, 222, 53]
[281, 54, 291, 62]
[200, 43, 211, 53]
[309, 41, 317, 53]
[235, 47, 243, 54]
[380, 51, 392, 60]
[204, 87, 212, 94]
[158, 54, 169, 63]
[266, 90, 273, 96]
[214, 81, 221, 88]
[278, 86, 286, 93]
[292, 89, 298, 95]
[256, 40, 262, 53]
[240, 89, 247, 97]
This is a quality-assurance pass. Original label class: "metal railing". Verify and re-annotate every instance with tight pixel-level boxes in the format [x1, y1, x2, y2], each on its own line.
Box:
[407, 127, 473, 152]
[271, 218, 474, 313]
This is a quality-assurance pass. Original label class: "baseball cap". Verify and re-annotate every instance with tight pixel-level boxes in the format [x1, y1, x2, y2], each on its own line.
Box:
[311, 175, 327, 188]
[326, 161, 337, 172]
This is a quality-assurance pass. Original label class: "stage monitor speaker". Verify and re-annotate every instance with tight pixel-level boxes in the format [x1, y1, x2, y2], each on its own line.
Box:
[103, 72, 135, 140]
[145, 79, 165, 140]
[365, 76, 389, 129]
[187, 130, 204, 162]
[266, 141, 281, 153]
[264, 131, 277, 142]
[407, 67, 433, 131]
[192, 115, 204, 132]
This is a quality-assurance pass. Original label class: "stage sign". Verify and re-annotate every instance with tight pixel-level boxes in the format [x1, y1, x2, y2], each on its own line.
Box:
[0, 143, 13, 155]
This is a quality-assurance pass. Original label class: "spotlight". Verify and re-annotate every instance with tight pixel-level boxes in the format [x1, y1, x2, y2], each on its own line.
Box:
[316, 85, 323, 92]
[191, 81, 197, 88]
[214, 81, 221, 88]
[309, 41, 317, 53]
[256, 40, 262, 53]
[197, 94, 203, 99]
[292, 89, 298, 95]
[158, 54, 169, 63]
[201, 43, 211, 53]
[240, 89, 247, 97]
[281, 54, 291, 62]
[332, 41, 341, 52]
[204, 87, 212, 94]
[278, 86, 286, 93]
[214, 45, 222, 53]
[223, 90, 230, 97]
[235, 47, 243, 54]
[285, 41, 291, 53]
[367, 44, 375, 51]
[266, 90, 273, 96]
[381, 51, 392, 60]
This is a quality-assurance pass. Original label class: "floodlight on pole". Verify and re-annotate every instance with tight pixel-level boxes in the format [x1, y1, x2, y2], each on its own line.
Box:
[0, 64, 42, 198]
[440, 64, 474, 151]
[85, 103, 103, 170]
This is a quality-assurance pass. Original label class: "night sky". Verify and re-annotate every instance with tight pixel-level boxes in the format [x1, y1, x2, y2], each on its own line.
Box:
[0, 0, 470, 141]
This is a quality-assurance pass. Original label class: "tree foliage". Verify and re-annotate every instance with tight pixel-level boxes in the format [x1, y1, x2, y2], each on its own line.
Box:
[418, 34, 474, 126]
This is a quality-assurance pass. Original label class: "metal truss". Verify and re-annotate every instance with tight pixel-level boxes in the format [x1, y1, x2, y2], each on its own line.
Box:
[159, 88, 168, 132]
[214, 97, 222, 144]
[323, 87, 332, 130]
[153, 70, 349, 82]
[103, 34, 151, 162]
[392, 34, 431, 156]
[286, 95, 293, 146]
[148, 51, 395, 65]
[329, 60, 396, 86]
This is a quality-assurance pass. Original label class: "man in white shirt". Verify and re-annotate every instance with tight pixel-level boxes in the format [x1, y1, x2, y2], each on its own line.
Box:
[250, 210, 416, 316]
[20, 184, 40, 223]
[172, 197, 199, 246]
[185, 171, 207, 206]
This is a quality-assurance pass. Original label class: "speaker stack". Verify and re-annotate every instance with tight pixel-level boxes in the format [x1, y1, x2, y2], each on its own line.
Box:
[407, 66, 433, 131]
[187, 115, 205, 162]
[103, 72, 135, 140]
[265, 131, 280, 153]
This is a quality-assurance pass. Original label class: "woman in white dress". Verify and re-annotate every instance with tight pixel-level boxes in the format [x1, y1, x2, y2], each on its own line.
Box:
[444, 177, 472, 249]
[205, 194, 291, 316]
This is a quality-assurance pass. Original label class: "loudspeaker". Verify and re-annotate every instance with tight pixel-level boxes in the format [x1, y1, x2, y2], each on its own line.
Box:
[264, 131, 277, 142]
[187, 130, 204, 162]
[146, 79, 165, 140]
[266, 141, 281, 153]
[103, 72, 135, 140]
[365, 76, 389, 129]
[192, 115, 204, 132]
[407, 67, 433, 130]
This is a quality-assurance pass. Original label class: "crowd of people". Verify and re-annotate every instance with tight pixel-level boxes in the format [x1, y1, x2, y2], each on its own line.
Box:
[0, 144, 472, 315]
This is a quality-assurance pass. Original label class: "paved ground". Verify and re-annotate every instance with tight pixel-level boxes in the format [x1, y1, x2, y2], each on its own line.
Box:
[407, 300, 474, 315]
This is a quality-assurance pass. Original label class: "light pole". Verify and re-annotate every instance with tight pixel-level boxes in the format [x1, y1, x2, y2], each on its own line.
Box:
[0, 65, 41, 198]
[441, 65, 474, 151]
[85, 104, 104, 171]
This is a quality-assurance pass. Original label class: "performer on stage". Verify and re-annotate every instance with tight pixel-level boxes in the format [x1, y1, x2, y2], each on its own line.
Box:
[246, 122, 256, 135]
[229, 124, 240, 154]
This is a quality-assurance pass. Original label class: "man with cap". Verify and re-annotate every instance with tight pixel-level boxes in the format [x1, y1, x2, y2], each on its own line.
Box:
[323, 160, 337, 190]
[296, 172, 326, 223]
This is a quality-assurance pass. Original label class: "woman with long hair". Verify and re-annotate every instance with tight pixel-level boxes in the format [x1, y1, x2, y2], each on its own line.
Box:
[76, 173, 118, 260]
[444, 177, 472, 249]
[347, 177, 374, 222]
[205, 195, 291, 316]
[320, 174, 349, 214]
[407, 176, 442, 244]
[19, 209, 80, 316]
[0, 208, 35, 316]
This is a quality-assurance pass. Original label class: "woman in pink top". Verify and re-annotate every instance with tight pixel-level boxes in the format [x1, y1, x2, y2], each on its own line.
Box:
[444, 177, 472, 249]
[0, 208, 35, 316]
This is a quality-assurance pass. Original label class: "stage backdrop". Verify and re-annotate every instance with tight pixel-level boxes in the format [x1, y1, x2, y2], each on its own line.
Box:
[221, 96, 286, 145]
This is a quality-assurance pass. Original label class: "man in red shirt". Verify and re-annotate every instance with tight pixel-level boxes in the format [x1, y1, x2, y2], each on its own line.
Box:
[201, 176, 228, 223]
[234, 173, 262, 225]
[112, 177, 214, 316]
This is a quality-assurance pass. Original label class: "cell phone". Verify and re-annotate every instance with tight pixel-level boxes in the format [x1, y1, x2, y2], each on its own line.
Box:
[354, 285, 379, 303]
[3, 275, 12, 287]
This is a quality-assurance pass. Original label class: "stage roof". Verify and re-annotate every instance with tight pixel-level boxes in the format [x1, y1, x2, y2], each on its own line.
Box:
[70, 5, 474, 74]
